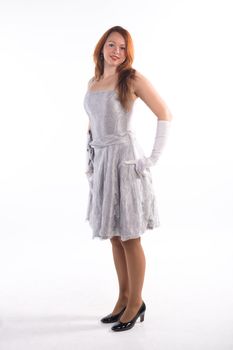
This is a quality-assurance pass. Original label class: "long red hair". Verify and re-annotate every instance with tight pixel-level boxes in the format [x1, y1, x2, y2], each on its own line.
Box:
[93, 25, 136, 111]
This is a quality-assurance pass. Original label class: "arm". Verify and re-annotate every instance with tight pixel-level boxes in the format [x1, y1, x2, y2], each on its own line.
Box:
[85, 77, 95, 177]
[125, 71, 173, 175]
[133, 70, 173, 121]
[85, 127, 94, 178]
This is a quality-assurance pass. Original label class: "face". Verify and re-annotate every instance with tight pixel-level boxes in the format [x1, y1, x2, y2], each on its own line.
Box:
[102, 31, 126, 67]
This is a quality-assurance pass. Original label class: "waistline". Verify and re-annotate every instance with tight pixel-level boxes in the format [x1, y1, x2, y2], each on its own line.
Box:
[89, 130, 135, 148]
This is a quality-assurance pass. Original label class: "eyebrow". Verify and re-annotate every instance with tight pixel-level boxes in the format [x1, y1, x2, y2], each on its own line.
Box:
[107, 40, 125, 46]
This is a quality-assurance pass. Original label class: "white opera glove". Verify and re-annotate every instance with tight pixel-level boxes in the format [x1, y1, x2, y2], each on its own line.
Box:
[124, 119, 171, 176]
[85, 129, 95, 179]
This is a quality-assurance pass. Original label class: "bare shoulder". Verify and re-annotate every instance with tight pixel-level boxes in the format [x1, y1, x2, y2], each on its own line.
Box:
[87, 76, 95, 89]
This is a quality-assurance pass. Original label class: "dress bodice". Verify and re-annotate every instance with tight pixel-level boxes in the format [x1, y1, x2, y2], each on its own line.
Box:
[83, 90, 135, 141]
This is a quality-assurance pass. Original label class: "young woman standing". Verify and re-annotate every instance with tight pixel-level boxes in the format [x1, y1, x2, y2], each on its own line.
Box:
[84, 25, 173, 332]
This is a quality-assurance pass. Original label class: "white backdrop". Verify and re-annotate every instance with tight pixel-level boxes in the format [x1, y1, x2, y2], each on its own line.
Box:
[0, 1, 233, 349]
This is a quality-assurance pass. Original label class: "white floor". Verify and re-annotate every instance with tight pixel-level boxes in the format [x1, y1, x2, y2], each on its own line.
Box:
[0, 226, 233, 350]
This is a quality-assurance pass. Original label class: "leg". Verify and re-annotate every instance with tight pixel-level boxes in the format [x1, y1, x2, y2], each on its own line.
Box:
[110, 237, 129, 314]
[120, 237, 146, 322]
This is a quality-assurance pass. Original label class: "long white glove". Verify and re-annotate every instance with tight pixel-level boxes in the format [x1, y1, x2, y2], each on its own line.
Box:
[85, 129, 94, 178]
[124, 119, 171, 176]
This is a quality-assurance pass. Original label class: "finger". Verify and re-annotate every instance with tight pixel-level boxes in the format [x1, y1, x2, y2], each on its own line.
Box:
[135, 163, 146, 176]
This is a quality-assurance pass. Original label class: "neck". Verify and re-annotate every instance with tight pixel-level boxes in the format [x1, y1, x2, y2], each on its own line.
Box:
[102, 66, 118, 80]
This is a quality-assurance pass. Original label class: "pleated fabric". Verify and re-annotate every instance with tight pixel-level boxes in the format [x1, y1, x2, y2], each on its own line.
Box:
[83, 89, 160, 241]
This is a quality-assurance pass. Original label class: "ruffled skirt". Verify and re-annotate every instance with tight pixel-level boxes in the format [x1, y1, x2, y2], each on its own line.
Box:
[85, 134, 160, 241]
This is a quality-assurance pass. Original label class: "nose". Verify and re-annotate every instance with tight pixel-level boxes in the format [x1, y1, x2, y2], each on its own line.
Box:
[113, 47, 120, 54]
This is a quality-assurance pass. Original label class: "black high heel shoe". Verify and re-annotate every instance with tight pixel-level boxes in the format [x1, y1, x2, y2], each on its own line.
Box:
[111, 301, 146, 332]
[100, 305, 127, 323]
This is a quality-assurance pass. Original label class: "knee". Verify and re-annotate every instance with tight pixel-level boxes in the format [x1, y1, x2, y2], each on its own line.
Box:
[121, 237, 141, 248]
[110, 236, 123, 248]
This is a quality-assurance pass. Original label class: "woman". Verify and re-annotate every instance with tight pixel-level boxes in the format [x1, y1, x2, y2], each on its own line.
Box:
[83, 25, 173, 332]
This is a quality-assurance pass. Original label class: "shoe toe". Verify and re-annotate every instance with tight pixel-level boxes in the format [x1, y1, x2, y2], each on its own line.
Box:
[100, 306, 126, 323]
[101, 314, 114, 323]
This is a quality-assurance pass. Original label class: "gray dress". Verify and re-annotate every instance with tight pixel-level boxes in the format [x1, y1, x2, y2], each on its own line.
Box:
[83, 89, 160, 241]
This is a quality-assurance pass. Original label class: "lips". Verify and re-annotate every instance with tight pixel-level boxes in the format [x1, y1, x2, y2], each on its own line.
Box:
[111, 55, 119, 60]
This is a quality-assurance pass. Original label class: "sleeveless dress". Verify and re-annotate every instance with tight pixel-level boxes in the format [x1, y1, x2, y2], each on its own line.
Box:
[83, 89, 160, 241]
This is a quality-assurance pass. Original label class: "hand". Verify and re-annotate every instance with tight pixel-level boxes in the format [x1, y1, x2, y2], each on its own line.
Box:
[85, 167, 94, 191]
[124, 156, 151, 177]
[85, 163, 94, 179]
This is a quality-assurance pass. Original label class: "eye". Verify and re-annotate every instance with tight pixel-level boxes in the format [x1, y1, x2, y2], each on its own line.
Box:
[121, 47, 126, 50]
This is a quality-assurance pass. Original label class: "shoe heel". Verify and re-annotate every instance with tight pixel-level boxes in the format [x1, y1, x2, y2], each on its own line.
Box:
[140, 311, 145, 322]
